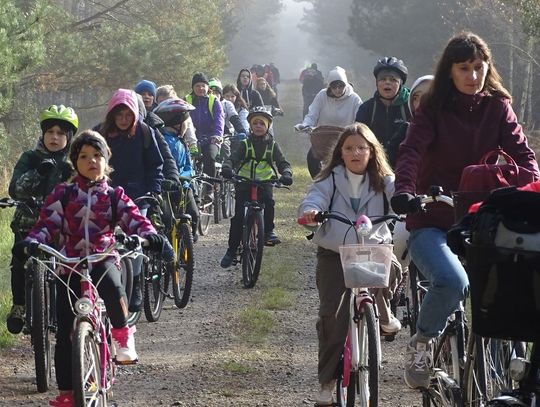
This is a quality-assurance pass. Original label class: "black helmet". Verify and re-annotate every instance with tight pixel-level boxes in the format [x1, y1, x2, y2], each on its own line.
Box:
[247, 106, 273, 123]
[373, 57, 408, 84]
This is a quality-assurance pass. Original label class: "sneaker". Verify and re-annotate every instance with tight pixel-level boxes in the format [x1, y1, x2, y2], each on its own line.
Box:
[192, 232, 199, 244]
[404, 333, 432, 389]
[265, 231, 281, 246]
[220, 249, 236, 268]
[315, 381, 335, 406]
[111, 325, 138, 365]
[128, 277, 142, 312]
[6, 304, 25, 334]
[49, 392, 74, 407]
[380, 315, 402, 334]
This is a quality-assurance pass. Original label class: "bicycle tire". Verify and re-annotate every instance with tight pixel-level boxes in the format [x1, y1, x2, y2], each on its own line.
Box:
[241, 209, 264, 288]
[463, 335, 525, 406]
[122, 258, 141, 327]
[31, 259, 53, 393]
[408, 262, 421, 337]
[222, 181, 234, 219]
[143, 253, 166, 322]
[72, 320, 106, 406]
[213, 183, 221, 224]
[171, 222, 194, 308]
[198, 200, 213, 236]
[336, 302, 379, 406]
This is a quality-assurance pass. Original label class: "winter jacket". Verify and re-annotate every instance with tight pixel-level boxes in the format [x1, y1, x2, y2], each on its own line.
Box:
[186, 93, 224, 142]
[223, 133, 292, 180]
[355, 88, 412, 159]
[221, 99, 247, 135]
[298, 165, 394, 253]
[302, 85, 362, 128]
[236, 69, 264, 109]
[395, 90, 540, 231]
[98, 89, 164, 199]
[9, 145, 73, 233]
[25, 175, 156, 269]
[161, 128, 194, 187]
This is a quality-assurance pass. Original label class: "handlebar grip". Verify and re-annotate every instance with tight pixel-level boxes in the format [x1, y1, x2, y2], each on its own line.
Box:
[297, 212, 324, 225]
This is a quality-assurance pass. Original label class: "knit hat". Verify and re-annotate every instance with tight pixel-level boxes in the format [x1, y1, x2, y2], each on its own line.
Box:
[70, 130, 111, 171]
[248, 114, 270, 131]
[134, 79, 157, 98]
[192, 72, 209, 88]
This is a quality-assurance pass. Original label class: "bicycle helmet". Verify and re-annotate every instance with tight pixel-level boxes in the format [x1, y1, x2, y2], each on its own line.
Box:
[373, 57, 408, 84]
[154, 98, 195, 127]
[39, 105, 79, 133]
[208, 78, 223, 94]
[247, 106, 273, 123]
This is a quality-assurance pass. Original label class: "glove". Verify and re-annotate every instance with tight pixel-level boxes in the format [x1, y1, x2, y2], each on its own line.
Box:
[161, 179, 179, 191]
[12, 240, 37, 260]
[221, 167, 234, 179]
[236, 132, 246, 141]
[391, 193, 422, 215]
[279, 174, 293, 186]
[189, 145, 200, 157]
[145, 233, 166, 251]
[294, 124, 306, 132]
[37, 158, 56, 176]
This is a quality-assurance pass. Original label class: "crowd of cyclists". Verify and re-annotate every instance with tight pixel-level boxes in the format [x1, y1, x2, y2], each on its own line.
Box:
[4, 30, 540, 406]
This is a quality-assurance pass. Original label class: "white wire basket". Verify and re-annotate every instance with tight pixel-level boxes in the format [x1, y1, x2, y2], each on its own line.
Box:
[338, 244, 393, 288]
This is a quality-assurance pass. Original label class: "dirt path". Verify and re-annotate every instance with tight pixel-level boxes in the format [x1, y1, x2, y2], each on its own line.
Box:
[0, 80, 422, 406]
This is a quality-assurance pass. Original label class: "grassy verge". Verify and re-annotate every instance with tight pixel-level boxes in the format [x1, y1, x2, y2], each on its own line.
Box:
[0, 208, 15, 348]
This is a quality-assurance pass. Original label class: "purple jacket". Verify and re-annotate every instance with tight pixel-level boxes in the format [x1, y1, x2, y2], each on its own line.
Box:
[186, 93, 224, 142]
[395, 90, 540, 231]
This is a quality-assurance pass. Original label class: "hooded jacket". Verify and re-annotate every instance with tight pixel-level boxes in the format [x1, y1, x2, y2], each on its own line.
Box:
[302, 67, 362, 128]
[25, 175, 156, 268]
[99, 89, 164, 199]
[298, 165, 394, 253]
[395, 90, 540, 231]
[236, 69, 264, 109]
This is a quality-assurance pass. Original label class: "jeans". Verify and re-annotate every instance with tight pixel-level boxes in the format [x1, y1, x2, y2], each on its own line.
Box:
[408, 227, 469, 338]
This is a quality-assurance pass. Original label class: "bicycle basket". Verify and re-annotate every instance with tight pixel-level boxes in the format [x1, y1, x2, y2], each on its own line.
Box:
[310, 125, 344, 160]
[339, 244, 393, 288]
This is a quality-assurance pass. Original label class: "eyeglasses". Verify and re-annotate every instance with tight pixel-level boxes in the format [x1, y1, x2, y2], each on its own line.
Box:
[330, 82, 346, 89]
[342, 146, 371, 155]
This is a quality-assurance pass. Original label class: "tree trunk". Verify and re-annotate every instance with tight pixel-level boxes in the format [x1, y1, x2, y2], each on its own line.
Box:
[518, 37, 534, 123]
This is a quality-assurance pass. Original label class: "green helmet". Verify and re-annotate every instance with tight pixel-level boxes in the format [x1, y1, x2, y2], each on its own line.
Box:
[39, 105, 79, 133]
[208, 78, 223, 93]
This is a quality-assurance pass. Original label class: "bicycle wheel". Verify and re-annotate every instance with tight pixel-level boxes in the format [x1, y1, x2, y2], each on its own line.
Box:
[336, 302, 379, 406]
[72, 320, 106, 406]
[213, 182, 221, 224]
[222, 181, 234, 219]
[30, 259, 53, 393]
[463, 335, 524, 406]
[143, 253, 166, 322]
[408, 262, 421, 337]
[122, 258, 141, 327]
[241, 209, 264, 288]
[198, 198, 213, 236]
[171, 222, 194, 308]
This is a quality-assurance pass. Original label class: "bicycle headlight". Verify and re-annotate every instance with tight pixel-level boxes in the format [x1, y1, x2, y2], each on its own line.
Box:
[75, 298, 94, 315]
[509, 357, 529, 381]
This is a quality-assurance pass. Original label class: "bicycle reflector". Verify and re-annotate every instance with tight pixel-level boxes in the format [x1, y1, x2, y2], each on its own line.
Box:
[75, 298, 93, 315]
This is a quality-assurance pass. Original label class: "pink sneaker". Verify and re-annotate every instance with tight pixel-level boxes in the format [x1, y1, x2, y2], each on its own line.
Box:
[111, 325, 138, 364]
[49, 392, 74, 407]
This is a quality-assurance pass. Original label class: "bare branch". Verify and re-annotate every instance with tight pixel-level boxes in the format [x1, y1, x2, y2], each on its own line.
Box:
[70, 0, 132, 29]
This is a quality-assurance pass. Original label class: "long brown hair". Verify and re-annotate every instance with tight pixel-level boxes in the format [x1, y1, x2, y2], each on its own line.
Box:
[223, 84, 248, 110]
[316, 123, 393, 193]
[423, 31, 511, 115]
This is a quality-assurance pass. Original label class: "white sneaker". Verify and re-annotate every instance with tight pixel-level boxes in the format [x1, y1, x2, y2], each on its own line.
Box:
[315, 381, 335, 406]
[380, 315, 402, 334]
[404, 333, 432, 389]
[111, 325, 138, 364]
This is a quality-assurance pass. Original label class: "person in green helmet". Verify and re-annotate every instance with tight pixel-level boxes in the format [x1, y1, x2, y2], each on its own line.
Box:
[6, 105, 78, 334]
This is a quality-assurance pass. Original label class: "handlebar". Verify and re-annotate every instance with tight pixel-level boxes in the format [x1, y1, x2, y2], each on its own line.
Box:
[230, 174, 288, 189]
[0, 197, 43, 209]
[298, 212, 403, 227]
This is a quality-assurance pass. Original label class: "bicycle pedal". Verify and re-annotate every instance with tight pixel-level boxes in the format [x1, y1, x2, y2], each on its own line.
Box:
[114, 358, 139, 366]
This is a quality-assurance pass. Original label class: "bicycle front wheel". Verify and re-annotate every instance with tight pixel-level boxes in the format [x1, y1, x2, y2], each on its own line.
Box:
[143, 254, 166, 322]
[72, 321, 106, 406]
[198, 200, 213, 235]
[31, 259, 53, 393]
[213, 183, 221, 224]
[171, 222, 194, 308]
[222, 181, 234, 219]
[241, 209, 264, 288]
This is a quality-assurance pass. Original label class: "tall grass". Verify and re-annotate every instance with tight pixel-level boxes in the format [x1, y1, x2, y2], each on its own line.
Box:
[0, 208, 15, 347]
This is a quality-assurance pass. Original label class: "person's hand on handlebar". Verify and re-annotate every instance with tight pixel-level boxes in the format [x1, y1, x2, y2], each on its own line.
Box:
[300, 209, 320, 226]
[294, 123, 306, 132]
[390, 193, 423, 215]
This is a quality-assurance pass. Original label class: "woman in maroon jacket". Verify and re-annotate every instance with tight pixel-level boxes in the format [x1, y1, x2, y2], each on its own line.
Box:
[390, 32, 539, 390]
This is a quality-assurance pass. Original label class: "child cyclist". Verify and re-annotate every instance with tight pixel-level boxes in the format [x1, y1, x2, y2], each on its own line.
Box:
[219, 107, 293, 268]
[12, 130, 172, 407]
[6, 105, 78, 334]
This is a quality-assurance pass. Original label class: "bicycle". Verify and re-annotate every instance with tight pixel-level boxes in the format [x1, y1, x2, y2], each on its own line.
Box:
[161, 183, 195, 309]
[25, 232, 144, 406]
[299, 210, 401, 406]
[229, 175, 289, 288]
[0, 197, 55, 393]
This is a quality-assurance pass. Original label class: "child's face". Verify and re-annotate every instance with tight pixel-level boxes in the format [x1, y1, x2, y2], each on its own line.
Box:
[329, 81, 346, 98]
[140, 91, 154, 109]
[376, 75, 400, 100]
[43, 125, 68, 152]
[223, 91, 236, 104]
[77, 145, 106, 181]
[250, 118, 268, 136]
[239, 72, 251, 87]
[341, 134, 371, 175]
[410, 81, 432, 112]
[114, 107, 135, 131]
